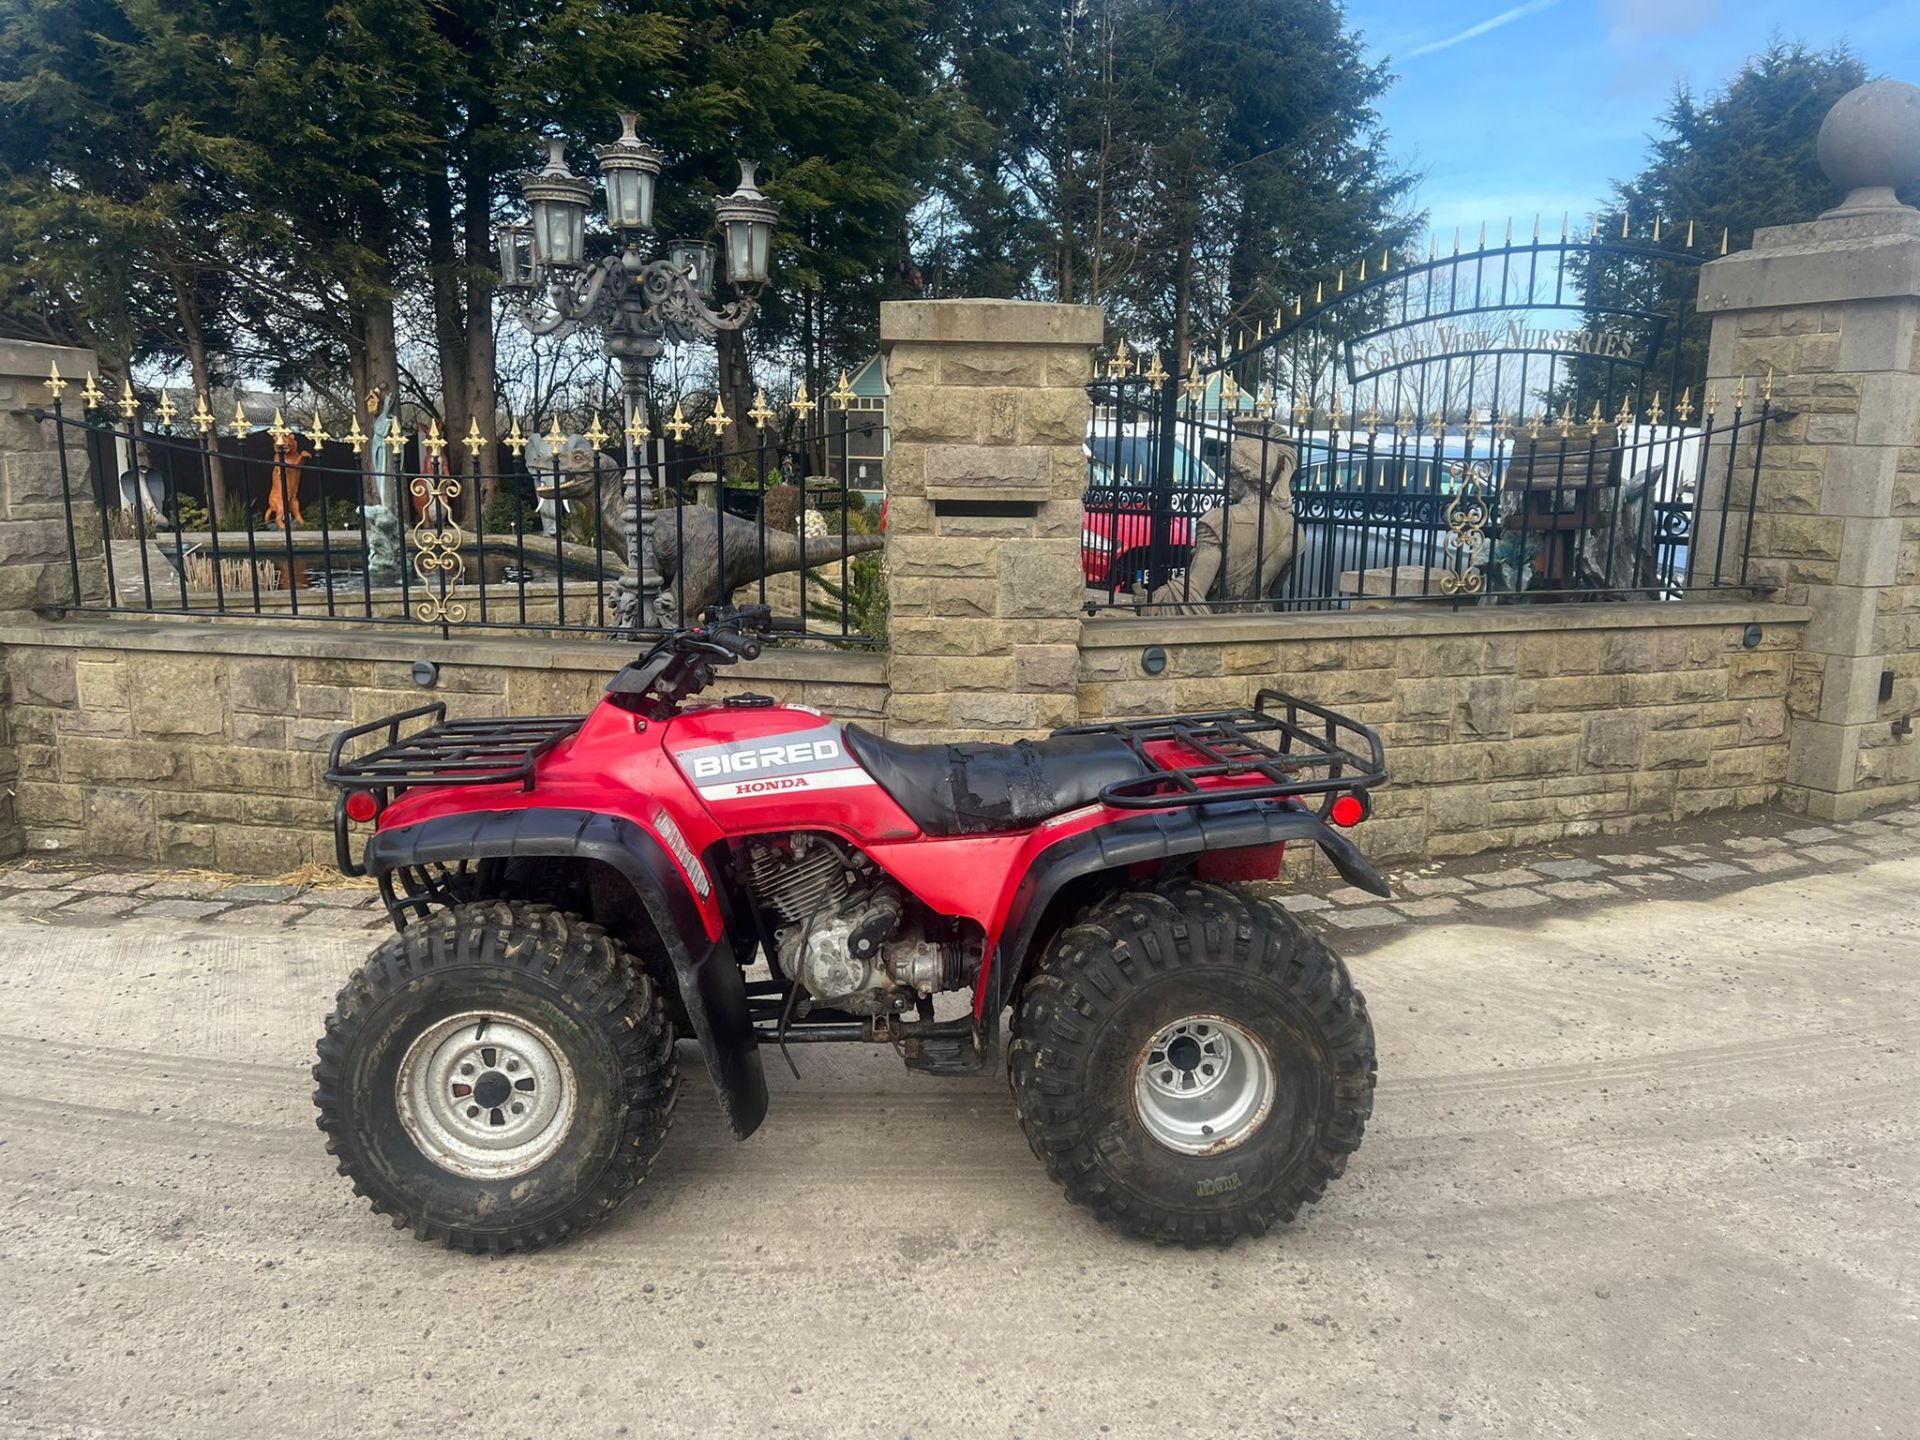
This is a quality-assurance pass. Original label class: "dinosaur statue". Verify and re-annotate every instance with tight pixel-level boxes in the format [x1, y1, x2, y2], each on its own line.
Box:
[266, 435, 311, 529]
[536, 463, 883, 625]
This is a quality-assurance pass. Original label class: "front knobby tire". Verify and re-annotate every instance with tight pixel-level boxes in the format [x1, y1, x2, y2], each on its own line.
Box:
[1010, 881, 1376, 1244]
[313, 901, 676, 1255]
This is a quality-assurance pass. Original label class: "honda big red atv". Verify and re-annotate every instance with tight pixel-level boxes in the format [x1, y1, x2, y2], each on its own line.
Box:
[316, 605, 1388, 1252]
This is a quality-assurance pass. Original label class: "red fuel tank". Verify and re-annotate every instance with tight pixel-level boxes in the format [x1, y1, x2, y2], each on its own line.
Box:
[664, 704, 921, 842]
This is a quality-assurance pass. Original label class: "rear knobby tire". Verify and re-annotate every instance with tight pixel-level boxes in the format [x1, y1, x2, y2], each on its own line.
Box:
[312, 901, 676, 1254]
[1009, 880, 1375, 1244]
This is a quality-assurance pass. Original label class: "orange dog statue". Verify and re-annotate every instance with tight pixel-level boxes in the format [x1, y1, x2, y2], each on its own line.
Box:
[267, 436, 310, 528]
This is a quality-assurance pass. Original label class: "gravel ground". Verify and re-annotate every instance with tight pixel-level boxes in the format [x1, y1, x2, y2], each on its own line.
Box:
[0, 835, 1915, 1438]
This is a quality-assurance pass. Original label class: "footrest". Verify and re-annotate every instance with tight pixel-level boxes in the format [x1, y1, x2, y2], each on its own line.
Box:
[901, 1027, 989, 1076]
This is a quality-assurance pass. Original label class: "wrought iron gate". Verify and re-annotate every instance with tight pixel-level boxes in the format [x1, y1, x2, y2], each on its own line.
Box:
[1084, 221, 1771, 612]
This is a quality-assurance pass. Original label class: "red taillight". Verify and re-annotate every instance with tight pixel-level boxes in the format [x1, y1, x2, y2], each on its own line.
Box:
[345, 791, 379, 823]
[1330, 794, 1366, 828]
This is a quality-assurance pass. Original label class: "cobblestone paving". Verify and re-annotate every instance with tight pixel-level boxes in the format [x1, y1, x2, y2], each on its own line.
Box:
[2, 801, 1917, 945]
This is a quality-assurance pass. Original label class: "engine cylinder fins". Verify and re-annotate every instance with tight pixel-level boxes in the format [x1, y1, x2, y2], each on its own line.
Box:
[743, 836, 849, 923]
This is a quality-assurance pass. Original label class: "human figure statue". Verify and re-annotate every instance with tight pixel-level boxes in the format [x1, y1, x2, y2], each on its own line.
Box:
[266, 435, 310, 529]
[1142, 418, 1300, 614]
[361, 387, 404, 586]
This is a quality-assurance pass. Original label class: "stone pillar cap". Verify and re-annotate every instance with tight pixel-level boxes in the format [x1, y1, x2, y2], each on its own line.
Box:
[880, 299, 1104, 348]
[1818, 79, 1920, 218]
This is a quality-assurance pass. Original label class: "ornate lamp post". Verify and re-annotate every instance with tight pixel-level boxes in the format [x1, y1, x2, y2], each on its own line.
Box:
[498, 112, 778, 631]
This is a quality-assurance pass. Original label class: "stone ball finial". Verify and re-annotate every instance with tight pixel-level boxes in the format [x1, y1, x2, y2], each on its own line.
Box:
[1817, 79, 1920, 216]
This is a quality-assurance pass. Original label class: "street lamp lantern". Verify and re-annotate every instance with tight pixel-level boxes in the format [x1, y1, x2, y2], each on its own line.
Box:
[520, 137, 593, 269]
[668, 239, 718, 301]
[594, 111, 663, 232]
[496, 223, 537, 290]
[499, 111, 781, 634]
[713, 160, 778, 287]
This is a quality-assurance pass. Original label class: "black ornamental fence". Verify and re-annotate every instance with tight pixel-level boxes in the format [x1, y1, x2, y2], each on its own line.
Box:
[1083, 225, 1774, 612]
[31, 375, 885, 645]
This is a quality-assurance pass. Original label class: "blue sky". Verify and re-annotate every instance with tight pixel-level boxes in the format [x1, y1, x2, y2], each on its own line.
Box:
[1349, 0, 1920, 239]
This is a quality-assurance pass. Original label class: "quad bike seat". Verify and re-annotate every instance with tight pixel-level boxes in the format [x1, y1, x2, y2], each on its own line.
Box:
[844, 724, 1147, 837]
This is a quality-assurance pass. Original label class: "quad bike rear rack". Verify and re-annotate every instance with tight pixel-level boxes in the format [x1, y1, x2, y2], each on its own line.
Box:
[1056, 688, 1387, 817]
[324, 703, 585, 876]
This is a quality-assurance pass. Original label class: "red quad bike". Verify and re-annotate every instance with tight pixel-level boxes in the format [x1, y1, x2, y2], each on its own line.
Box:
[315, 605, 1389, 1252]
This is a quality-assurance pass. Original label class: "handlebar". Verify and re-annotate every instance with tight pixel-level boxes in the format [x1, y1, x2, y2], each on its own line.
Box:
[604, 603, 772, 713]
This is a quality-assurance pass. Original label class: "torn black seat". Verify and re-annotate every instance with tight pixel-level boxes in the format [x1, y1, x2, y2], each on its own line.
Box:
[843, 725, 1148, 837]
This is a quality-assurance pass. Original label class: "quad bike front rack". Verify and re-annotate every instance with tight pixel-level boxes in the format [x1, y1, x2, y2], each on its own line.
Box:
[1057, 688, 1387, 818]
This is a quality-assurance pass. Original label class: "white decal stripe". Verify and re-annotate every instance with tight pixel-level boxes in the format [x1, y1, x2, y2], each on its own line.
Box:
[696, 767, 877, 802]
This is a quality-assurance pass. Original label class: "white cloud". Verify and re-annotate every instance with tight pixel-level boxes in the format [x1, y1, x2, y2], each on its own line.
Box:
[1602, 0, 1722, 49]
[1404, 0, 1562, 60]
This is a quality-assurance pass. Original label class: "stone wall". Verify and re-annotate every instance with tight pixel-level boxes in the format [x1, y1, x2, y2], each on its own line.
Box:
[0, 620, 886, 873]
[1080, 602, 1805, 862]
[879, 299, 1102, 741]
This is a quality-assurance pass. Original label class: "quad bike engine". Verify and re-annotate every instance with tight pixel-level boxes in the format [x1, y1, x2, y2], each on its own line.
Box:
[741, 835, 980, 1015]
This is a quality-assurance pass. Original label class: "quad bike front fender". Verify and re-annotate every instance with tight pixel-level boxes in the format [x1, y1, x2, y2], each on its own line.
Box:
[363, 808, 768, 1140]
[986, 800, 1389, 1018]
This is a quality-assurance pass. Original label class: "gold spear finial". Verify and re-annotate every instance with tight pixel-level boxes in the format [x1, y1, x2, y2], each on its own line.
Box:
[82, 372, 105, 409]
[664, 401, 691, 441]
[1762, 365, 1775, 405]
[192, 393, 215, 435]
[44, 360, 67, 400]
[1315, 280, 1324, 305]
[584, 414, 609, 451]
[464, 415, 486, 456]
[1495, 410, 1515, 444]
[624, 409, 649, 447]
[1356, 258, 1367, 283]
[1704, 383, 1719, 419]
[543, 414, 567, 451]
[346, 410, 369, 453]
[118, 379, 140, 421]
[310, 408, 332, 447]
[1557, 402, 1574, 436]
[1293, 394, 1312, 429]
[1732, 375, 1747, 409]
[748, 389, 775, 429]
[830, 369, 856, 409]
[1106, 337, 1133, 380]
[1685, 219, 1695, 248]
[1184, 363, 1207, 406]
[1614, 394, 1635, 428]
[1588, 400, 1605, 435]
[268, 407, 292, 446]
[504, 416, 528, 458]
[1220, 373, 1242, 408]
[1396, 405, 1414, 438]
[1253, 383, 1276, 418]
[1621, 209, 1630, 239]
[1328, 395, 1346, 431]
[1647, 391, 1665, 426]
[1144, 350, 1168, 386]
[1363, 402, 1380, 437]
[1675, 387, 1694, 423]
[423, 418, 447, 460]
[1527, 411, 1543, 440]
[1652, 213, 1663, 242]
[1429, 407, 1447, 437]
[154, 389, 178, 427]
[790, 380, 811, 416]
[708, 396, 731, 436]
[1721, 227, 1730, 256]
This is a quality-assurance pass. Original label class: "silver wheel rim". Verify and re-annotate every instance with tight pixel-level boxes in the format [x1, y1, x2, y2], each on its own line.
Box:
[1132, 1014, 1276, 1156]
[395, 1010, 577, 1180]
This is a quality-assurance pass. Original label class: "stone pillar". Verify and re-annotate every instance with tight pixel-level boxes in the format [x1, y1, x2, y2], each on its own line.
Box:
[1693, 80, 1920, 818]
[0, 339, 104, 857]
[879, 299, 1103, 741]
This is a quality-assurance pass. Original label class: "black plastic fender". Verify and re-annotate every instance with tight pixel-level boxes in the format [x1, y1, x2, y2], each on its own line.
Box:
[363, 808, 768, 1140]
[988, 800, 1389, 1016]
